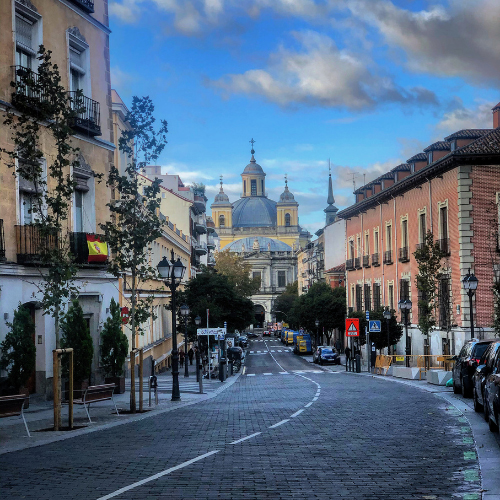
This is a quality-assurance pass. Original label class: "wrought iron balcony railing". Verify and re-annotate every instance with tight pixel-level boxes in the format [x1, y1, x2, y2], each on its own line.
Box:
[69, 232, 107, 266]
[398, 246, 410, 263]
[415, 242, 425, 252]
[16, 225, 60, 265]
[69, 0, 94, 13]
[11, 66, 49, 110]
[383, 250, 393, 264]
[68, 92, 101, 137]
[439, 238, 450, 256]
[372, 253, 380, 267]
[345, 259, 354, 271]
[363, 255, 370, 268]
[354, 257, 362, 269]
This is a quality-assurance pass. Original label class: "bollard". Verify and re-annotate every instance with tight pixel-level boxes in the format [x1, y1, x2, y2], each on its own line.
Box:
[219, 358, 226, 382]
[229, 360, 233, 376]
[198, 361, 204, 394]
[355, 354, 361, 373]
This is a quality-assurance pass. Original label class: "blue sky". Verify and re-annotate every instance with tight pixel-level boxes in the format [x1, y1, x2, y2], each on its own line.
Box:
[109, 0, 500, 234]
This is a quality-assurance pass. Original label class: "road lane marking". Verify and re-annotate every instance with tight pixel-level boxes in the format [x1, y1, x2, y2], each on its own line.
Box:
[250, 351, 255, 353]
[242, 367, 246, 375]
[279, 371, 288, 374]
[96, 450, 220, 500]
[290, 409, 304, 418]
[269, 419, 290, 429]
[230, 432, 262, 444]
[247, 374, 255, 377]
[304, 402, 312, 408]
[312, 397, 318, 401]
[263, 372, 273, 375]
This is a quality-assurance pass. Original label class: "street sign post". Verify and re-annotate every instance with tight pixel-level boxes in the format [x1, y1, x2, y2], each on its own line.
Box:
[197, 328, 226, 340]
[365, 311, 370, 321]
[346, 318, 359, 337]
[369, 320, 381, 333]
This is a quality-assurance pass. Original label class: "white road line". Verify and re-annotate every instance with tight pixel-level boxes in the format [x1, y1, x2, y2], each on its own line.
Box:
[230, 432, 262, 445]
[304, 402, 313, 408]
[270, 350, 275, 352]
[312, 396, 318, 401]
[250, 351, 255, 353]
[277, 350, 282, 352]
[242, 367, 246, 375]
[96, 450, 220, 500]
[247, 373, 255, 377]
[263, 373, 273, 376]
[290, 409, 304, 418]
[269, 419, 290, 429]
[279, 371, 288, 375]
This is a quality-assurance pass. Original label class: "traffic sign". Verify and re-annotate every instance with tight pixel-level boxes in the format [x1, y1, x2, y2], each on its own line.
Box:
[346, 318, 359, 337]
[197, 328, 226, 340]
[365, 311, 370, 321]
[369, 320, 381, 333]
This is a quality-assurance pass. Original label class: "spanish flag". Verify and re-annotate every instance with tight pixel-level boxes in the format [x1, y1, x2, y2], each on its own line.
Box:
[86, 234, 108, 263]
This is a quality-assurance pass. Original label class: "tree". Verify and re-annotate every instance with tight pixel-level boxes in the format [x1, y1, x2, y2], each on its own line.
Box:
[60, 300, 94, 386]
[414, 231, 446, 339]
[0, 305, 36, 393]
[100, 298, 129, 377]
[349, 308, 402, 349]
[100, 96, 168, 412]
[214, 250, 261, 297]
[272, 281, 298, 323]
[178, 267, 254, 338]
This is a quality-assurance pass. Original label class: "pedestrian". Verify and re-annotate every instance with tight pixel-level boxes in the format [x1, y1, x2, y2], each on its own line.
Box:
[344, 345, 351, 360]
[179, 349, 185, 368]
[188, 347, 194, 365]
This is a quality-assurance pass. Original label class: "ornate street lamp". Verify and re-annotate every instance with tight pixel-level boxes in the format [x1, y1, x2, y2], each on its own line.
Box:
[315, 318, 320, 347]
[157, 249, 186, 401]
[180, 304, 190, 378]
[398, 299, 412, 367]
[383, 307, 391, 355]
[462, 269, 478, 340]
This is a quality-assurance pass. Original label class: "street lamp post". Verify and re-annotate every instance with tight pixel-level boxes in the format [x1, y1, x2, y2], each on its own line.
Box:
[195, 315, 201, 382]
[157, 250, 186, 401]
[398, 299, 412, 367]
[315, 319, 320, 347]
[462, 269, 478, 340]
[383, 307, 391, 355]
[180, 304, 190, 378]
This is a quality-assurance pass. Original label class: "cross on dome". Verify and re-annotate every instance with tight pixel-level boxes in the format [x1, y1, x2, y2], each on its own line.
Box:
[249, 138, 256, 155]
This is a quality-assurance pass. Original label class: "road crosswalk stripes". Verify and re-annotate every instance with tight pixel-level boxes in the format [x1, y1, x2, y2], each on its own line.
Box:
[244, 369, 334, 377]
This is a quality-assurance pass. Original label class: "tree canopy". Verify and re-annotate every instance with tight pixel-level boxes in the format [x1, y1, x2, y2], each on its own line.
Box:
[214, 249, 260, 297]
[349, 308, 403, 349]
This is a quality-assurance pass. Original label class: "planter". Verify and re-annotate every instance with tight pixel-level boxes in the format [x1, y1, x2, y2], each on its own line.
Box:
[105, 376, 125, 394]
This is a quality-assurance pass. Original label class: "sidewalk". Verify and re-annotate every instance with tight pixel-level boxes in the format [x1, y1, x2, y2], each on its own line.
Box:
[0, 369, 241, 456]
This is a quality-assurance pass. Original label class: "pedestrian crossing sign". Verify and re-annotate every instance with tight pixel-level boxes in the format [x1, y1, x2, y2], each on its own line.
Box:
[369, 320, 381, 333]
[346, 318, 359, 337]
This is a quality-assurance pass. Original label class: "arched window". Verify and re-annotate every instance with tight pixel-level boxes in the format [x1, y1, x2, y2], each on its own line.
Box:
[219, 214, 225, 227]
[244, 180, 246, 194]
[285, 213, 291, 227]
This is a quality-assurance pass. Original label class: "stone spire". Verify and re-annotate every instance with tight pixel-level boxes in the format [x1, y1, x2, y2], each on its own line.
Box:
[324, 160, 338, 225]
[212, 174, 230, 205]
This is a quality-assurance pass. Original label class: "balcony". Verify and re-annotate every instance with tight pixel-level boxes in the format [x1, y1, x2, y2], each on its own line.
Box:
[207, 237, 215, 250]
[15, 225, 60, 265]
[195, 217, 207, 234]
[363, 255, 370, 268]
[194, 241, 207, 255]
[69, 232, 107, 266]
[398, 246, 410, 263]
[69, 0, 95, 13]
[11, 67, 47, 111]
[0, 220, 5, 261]
[346, 259, 354, 271]
[415, 243, 425, 252]
[69, 92, 101, 137]
[354, 257, 361, 269]
[207, 254, 216, 266]
[439, 238, 450, 256]
[383, 250, 393, 264]
[372, 253, 380, 267]
[193, 194, 206, 213]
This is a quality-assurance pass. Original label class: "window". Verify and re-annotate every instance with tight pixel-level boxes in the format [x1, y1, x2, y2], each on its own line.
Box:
[388, 283, 394, 310]
[419, 212, 426, 243]
[244, 180, 246, 194]
[277, 270, 286, 288]
[349, 240, 354, 260]
[355, 285, 363, 311]
[364, 233, 369, 255]
[428, 151, 433, 164]
[364, 284, 371, 311]
[386, 224, 392, 252]
[22, 194, 35, 225]
[374, 230, 379, 254]
[219, 214, 225, 227]
[252, 271, 261, 281]
[251, 179, 257, 196]
[75, 190, 83, 232]
[261, 179, 264, 194]
[440, 206, 448, 240]
[438, 276, 450, 329]
[285, 213, 291, 227]
[68, 28, 90, 97]
[15, 12, 36, 70]
[350, 287, 355, 310]
[373, 283, 381, 310]
[357, 236, 361, 257]
[401, 219, 408, 248]
[400, 279, 410, 301]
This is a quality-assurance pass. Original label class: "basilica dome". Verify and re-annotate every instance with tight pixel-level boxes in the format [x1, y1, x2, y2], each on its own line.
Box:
[242, 155, 265, 175]
[232, 197, 277, 227]
[225, 237, 292, 252]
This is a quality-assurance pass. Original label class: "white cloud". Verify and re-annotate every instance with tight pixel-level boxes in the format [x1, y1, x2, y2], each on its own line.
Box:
[111, 66, 135, 91]
[435, 99, 495, 135]
[349, 0, 500, 85]
[211, 30, 438, 110]
[109, 0, 141, 23]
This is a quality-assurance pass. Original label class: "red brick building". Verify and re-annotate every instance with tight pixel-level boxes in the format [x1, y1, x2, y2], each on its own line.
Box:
[337, 104, 500, 357]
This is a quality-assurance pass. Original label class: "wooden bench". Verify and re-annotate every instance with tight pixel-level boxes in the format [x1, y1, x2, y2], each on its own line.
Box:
[0, 394, 30, 437]
[73, 384, 120, 423]
[375, 355, 392, 375]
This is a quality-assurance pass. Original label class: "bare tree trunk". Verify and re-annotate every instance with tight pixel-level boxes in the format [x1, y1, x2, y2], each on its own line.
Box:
[130, 271, 136, 413]
[54, 303, 61, 429]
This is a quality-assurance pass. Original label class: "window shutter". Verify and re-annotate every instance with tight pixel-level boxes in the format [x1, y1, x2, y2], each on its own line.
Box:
[15, 14, 35, 53]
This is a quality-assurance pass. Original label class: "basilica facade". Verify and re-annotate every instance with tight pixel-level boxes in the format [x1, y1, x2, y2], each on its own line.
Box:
[211, 147, 310, 327]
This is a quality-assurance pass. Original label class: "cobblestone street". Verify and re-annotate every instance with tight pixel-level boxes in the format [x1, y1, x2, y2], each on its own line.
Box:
[0, 338, 487, 499]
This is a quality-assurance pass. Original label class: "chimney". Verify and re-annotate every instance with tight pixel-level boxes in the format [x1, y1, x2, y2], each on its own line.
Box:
[493, 103, 500, 129]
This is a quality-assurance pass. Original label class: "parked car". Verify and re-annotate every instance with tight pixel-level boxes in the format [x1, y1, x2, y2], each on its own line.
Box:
[247, 332, 259, 339]
[472, 341, 500, 413]
[274, 330, 282, 338]
[238, 336, 249, 348]
[313, 347, 340, 365]
[263, 330, 271, 337]
[453, 339, 494, 397]
[227, 346, 243, 361]
[483, 345, 500, 432]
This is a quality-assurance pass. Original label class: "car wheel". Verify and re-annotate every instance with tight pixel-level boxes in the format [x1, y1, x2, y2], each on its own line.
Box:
[453, 378, 460, 394]
[473, 387, 483, 413]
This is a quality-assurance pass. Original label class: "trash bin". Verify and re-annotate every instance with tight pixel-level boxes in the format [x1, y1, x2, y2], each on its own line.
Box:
[355, 354, 361, 373]
[219, 358, 226, 382]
